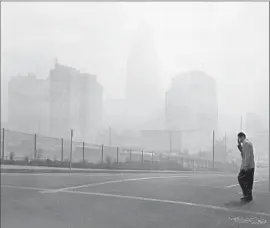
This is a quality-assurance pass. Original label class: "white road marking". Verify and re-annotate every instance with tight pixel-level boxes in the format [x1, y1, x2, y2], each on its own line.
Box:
[225, 179, 268, 188]
[229, 216, 267, 225]
[2, 172, 210, 177]
[1, 172, 139, 177]
[41, 175, 192, 193]
[3, 184, 269, 218]
[176, 183, 229, 189]
[59, 190, 270, 217]
[225, 184, 240, 188]
[1, 185, 51, 191]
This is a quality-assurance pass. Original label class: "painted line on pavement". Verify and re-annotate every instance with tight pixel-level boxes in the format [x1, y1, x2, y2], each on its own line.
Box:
[41, 175, 192, 193]
[1, 172, 141, 177]
[225, 179, 268, 188]
[60, 190, 270, 218]
[1, 185, 51, 191]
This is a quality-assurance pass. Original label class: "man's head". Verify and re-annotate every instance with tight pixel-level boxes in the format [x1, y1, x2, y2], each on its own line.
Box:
[237, 132, 246, 143]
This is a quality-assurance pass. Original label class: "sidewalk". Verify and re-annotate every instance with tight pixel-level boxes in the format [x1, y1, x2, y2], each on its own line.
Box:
[0, 164, 224, 174]
[0, 164, 184, 174]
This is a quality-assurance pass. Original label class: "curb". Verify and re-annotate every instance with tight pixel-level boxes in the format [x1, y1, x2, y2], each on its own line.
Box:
[1, 169, 178, 174]
[1, 165, 235, 175]
[0, 168, 228, 175]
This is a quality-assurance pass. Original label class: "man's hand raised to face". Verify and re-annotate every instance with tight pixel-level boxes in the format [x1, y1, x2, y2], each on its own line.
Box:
[237, 144, 242, 152]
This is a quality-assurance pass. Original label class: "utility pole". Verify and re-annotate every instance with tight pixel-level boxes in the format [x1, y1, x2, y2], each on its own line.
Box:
[1, 128, 4, 161]
[240, 116, 243, 131]
[212, 130, 215, 169]
[34, 134, 37, 160]
[61, 138, 64, 162]
[224, 132, 227, 162]
[224, 132, 226, 152]
[169, 131, 172, 153]
[109, 126, 112, 153]
[70, 129, 73, 170]
[268, 132, 270, 193]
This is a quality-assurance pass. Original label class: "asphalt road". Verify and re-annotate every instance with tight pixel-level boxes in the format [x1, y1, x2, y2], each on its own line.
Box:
[1, 168, 269, 228]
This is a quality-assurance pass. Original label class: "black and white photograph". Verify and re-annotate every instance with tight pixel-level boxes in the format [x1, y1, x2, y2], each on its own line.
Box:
[1, 2, 269, 228]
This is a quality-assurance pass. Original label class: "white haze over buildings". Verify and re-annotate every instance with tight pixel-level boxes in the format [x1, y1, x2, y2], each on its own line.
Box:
[1, 2, 269, 134]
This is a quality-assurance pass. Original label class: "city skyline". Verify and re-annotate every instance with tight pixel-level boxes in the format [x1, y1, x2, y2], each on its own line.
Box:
[3, 59, 268, 135]
[1, 2, 269, 134]
[7, 62, 103, 142]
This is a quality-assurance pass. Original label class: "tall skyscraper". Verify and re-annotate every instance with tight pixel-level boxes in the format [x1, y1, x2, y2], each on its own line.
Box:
[126, 22, 162, 101]
[49, 62, 103, 140]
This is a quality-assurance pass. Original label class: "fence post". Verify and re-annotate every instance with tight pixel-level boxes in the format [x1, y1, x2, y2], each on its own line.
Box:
[82, 141, 85, 163]
[61, 138, 64, 162]
[34, 133, 37, 160]
[116, 146, 119, 164]
[1, 128, 5, 162]
[129, 149, 132, 162]
[101, 144, 104, 163]
[181, 157, 184, 167]
[151, 152, 154, 164]
[70, 129, 73, 170]
[212, 130, 215, 169]
[141, 150, 144, 163]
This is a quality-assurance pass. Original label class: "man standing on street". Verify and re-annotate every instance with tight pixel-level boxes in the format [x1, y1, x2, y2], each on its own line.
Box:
[237, 132, 255, 202]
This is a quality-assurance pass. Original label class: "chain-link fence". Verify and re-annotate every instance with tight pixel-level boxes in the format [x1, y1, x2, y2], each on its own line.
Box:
[36, 135, 62, 161]
[3, 129, 35, 160]
[1, 128, 4, 161]
[0, 128, 239, 172]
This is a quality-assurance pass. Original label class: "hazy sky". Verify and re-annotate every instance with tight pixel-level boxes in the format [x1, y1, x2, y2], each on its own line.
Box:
[1, 2, 269, 131]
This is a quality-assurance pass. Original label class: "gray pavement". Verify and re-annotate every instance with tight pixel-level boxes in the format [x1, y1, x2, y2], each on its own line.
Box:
[1, 168, 269, 228]
[0, 164, 232, 174]
[0, 164, 190, 173]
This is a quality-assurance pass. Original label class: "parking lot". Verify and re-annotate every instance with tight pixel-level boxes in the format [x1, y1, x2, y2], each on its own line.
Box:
[1, 168, 269, 228]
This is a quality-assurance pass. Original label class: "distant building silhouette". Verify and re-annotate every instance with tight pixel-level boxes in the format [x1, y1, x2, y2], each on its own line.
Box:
[166, 71, 218, 131]
[164, 71, 218, 154]
[8, 61, 103, 142]
[102, 22, 165, 149]
[8, 74, 50, 134]
[49, 62, 103, 140]
[102, 22, 164, 143]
